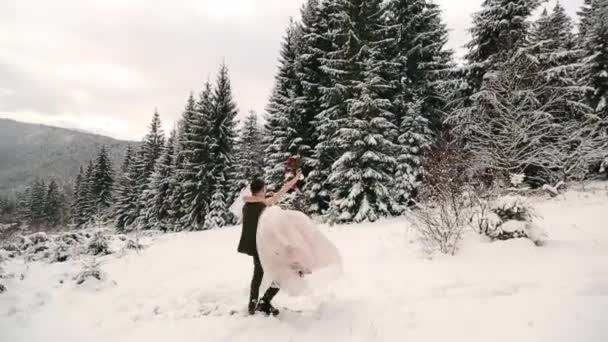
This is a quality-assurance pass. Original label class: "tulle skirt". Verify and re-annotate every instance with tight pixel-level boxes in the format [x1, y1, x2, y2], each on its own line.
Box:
[257, 206, 343, 296]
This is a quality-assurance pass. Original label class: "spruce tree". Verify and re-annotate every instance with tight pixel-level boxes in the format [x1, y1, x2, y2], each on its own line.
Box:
[91, 145, 114, 219]
[208, 63, 238, 225]
[529, 3, 585, 122]
[234, 111, 264, 192]
[578, 0, 599, 38]
[393, 98, 433, 207]
[16, 188, 30, 225]
[71, 166, 84, 226]
[81, 160, 96, 224]
[263, 22, 301, 193]
[179, 85, 215, 230]
[44, 180, 62, 227]
[465, 0, 540, 89]
[203, 186, 228, 230]
[141, 110, 166, 179]
[384, 0, 453, 131]
[319, 0, 400, 223]
[383, 0, 452, 208]
[114, 146, 140, 231]
[580, 0, 608, 120]
[306, 0, 344, 215]
[297, 0, 336, 214]
[135, 110, 166, 228]
[29, 178, 47, 227]
[171, 93, 199, 229]
[143, 129, 177, 231]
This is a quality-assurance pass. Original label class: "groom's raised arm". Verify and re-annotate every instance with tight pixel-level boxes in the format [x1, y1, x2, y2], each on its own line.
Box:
[243, 170, 301, 206]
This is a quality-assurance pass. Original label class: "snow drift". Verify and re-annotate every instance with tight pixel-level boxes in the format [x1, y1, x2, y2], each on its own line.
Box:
[257, 206, 343, 296]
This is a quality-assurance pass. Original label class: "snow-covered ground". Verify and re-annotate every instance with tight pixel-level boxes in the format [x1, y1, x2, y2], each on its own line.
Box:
[1, 184, 608, 342]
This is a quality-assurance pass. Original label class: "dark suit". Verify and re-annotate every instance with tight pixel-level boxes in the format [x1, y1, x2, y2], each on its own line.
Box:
[238, 202, 279, 303]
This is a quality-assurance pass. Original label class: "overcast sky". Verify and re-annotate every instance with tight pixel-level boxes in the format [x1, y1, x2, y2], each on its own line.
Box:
[0, 0, 583, 141]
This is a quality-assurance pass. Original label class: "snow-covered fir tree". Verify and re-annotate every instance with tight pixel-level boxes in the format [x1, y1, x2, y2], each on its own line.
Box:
[134, 110, 165, 228]
[263, 21, 302, 194]
[15, 188, 31, 224]
[577, 0, 600, 38]
[529, 3, 586, 122]
[71, 166, 84, 226]
[384, 0, 453, 131]
[305, 0, 344, 215]
[170, 93, 199, 229]
[181, 86, 214, 230]
[297, 1, 330, 152]
[393, 98, 433, 207]
[465, 0, 539, 89]
[579, 0, 608, 121]
[320, 0, 400, 223]
[383, 0, 452, 208]
[28, 178, 46, 227]
[11, 178, 68, 229]
[114, 146, 141, 231]
[203, 186, 228, 230]
[90, 145, 114, 221]
[140, 110, 166, 180]
[234, 111, 264, 192]
[208, 63, 239, 225]
[142, 129, 177, 231]
[44, 180, 62, 227]
[79, 161, 96, 225]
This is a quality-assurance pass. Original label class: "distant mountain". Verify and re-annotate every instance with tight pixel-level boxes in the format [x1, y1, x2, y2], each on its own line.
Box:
[0, 119, 136, 196]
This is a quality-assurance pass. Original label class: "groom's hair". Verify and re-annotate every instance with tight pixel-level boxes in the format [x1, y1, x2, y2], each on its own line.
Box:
[250, 178, 266, 194]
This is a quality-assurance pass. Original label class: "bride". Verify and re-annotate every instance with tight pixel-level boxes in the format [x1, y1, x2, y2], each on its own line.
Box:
[235, 173, 342, 316]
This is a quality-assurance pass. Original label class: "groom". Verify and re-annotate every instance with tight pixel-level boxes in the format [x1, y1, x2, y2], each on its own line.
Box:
[237, 171, 302, 316]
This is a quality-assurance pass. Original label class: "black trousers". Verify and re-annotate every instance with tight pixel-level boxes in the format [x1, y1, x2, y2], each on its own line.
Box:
[250, 254, 279, 303]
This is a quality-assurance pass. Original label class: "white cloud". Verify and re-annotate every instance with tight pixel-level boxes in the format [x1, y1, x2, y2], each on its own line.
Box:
[0, 0, 584, 141]
[197, 0, 256, 20]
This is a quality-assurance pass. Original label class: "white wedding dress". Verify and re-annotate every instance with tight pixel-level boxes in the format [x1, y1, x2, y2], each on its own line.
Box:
[256, 206, 343, 296]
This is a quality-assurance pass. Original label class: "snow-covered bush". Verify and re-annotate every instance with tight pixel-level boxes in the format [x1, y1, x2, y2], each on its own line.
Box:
[125, 239, 144, 251]
[471, 195, 547, 246]
[16, 235, 33, 251]
[57, 232, 84, 246]
[87, 231, 111, 256]
[53, 242, 71, 263]
[1, 228, 149, 263]
[510, 173, 526, 188]
[29, 232, 50, 244]
[492, 196, 535, 222]
[1, 242, 19, 252]
[74, 258, 105, 285]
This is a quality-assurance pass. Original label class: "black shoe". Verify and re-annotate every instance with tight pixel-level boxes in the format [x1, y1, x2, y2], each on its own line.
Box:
[248, 299, 258, 315]
[256, 299, 280, 316]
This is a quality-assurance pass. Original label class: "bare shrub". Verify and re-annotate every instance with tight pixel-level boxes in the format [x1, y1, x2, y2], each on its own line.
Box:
[410, 138, 474, 255]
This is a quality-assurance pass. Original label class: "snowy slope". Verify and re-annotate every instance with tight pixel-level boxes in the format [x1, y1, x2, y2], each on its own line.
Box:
[1, 184, 608, 342]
